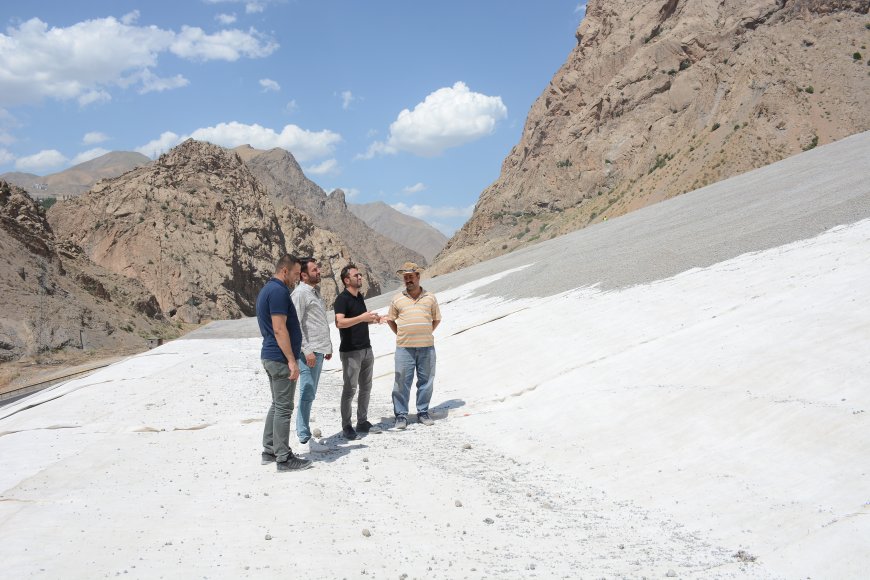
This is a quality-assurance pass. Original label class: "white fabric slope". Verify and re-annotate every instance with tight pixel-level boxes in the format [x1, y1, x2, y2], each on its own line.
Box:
[1, 218, 868, 578]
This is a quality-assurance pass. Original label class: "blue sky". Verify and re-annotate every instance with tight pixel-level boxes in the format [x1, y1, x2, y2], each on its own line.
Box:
[0, 1, 586, 234]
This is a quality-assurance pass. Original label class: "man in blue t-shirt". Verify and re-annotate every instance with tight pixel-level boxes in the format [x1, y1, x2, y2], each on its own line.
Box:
[256, 254, 312, 472]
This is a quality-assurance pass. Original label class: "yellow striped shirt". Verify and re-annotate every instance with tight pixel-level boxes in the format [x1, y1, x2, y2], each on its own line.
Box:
[388, 289, 442, 347]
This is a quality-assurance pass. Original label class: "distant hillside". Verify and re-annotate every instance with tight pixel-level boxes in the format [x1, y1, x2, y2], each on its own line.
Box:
[349, 201, 448, 263]
[236, 145, 427, 288]
[0, 151, 151, 198]
[433, 0, 870, 274]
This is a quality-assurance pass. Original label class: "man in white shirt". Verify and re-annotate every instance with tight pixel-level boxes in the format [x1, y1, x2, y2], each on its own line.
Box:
[290, 257, 333, 450]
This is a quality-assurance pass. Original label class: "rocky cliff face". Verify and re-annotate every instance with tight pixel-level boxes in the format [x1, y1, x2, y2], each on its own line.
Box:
[239, 146, 427, 287]
[48, 140, 287, 323]
[433, 0, 870, 273]
[0, 180, 175, 371]
[47, 140, 367, 325]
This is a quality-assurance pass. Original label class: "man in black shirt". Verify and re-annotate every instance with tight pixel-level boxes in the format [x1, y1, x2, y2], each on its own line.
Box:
[333, 263, 383, 439]
[334, 264, 381, 440]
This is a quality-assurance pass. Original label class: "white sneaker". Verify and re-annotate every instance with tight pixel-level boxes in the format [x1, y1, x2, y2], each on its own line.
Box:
[307, 438, 329, 453]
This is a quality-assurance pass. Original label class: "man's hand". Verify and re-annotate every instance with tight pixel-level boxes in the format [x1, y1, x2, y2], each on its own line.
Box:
[362, 311, 379, 323]
[288, 359, 300, 381]
[325, 353, 332, 361]
[305, 352, 316, 367]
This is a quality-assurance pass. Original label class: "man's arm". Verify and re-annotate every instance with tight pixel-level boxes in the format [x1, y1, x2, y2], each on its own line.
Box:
[335, 311, 378, 328]
[387, 319, 398, 335]
[271, 314, 300, 380]
[432, 320, 440, 332]
[291, 291, 315, 366]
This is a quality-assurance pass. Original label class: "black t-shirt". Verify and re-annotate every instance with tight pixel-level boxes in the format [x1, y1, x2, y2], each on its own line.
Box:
[333, 288, 371, 352]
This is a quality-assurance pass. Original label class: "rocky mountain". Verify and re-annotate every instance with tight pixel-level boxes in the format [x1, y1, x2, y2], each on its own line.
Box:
[236, 146, 427, 285]
[433, 0, 870, 274]
[0, 180, 176, 382]
[1, 151, 151, 199]
[47, 140, 368, 325]
[349, 201, 448, 263]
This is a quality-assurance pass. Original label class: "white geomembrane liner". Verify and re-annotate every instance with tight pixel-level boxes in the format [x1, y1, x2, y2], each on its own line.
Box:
[1, 220, 868, 579]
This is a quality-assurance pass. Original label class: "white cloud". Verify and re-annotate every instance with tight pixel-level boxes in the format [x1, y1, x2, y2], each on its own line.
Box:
[285, 99, 298, 113]
[78, 89, 111, 107]
[0, 148, 14, 165]
[0, 16, 277, 107]
[205, 0, 270, 13]
[14, 149, 67, 173]
[303, 158, 339, 176]
[260, 78, 281, 92]
[402, 182, 426, 194]
[390, 202, 475, 219]
[138, 69, 190, 94]
[170, 26, 278, 61]
[136, 122, 341, 161]
[0, 108, 19, 145]
[121, 10, 140, 25]
[340, 90, 355, 110]
[216, 13, 237, 25]
[361, 82, 507, 158]
[82, 131, 109, 145]
[136, 131, 182, 158]
[71, 147, 110, 165]
[576, 2, 588, 16]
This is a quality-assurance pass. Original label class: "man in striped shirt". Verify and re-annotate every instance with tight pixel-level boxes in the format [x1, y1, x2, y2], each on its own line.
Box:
[386, 262, 442, 430]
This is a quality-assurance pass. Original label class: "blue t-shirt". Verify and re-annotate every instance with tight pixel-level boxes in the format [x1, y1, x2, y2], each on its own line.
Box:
[256, 278, 303, 362]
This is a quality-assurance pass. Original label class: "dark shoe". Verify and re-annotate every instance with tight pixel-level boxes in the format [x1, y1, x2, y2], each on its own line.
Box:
[299, 436, 310, 444]
[276, 453, 313, 472]
[417, 412, 434, 426]
[342, 425, 358, 440]
[355, 420, 382, 434]
[394, 416, 408, 430]
[261, 451, 277, 465]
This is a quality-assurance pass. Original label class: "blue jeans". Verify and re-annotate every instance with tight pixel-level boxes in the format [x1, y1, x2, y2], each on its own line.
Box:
[262, 359, 297, 463]
[296, 352, 324, 441]
[392, 346, 436, 417]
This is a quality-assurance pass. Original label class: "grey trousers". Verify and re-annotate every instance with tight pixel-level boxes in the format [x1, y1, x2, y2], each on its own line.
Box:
[339, 347, 374, 428]
[262, 359, 297, 462]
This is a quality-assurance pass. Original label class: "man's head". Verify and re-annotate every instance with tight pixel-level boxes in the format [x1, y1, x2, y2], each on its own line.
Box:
[298, 257, 321, 286]
[396, 262, 423, 295]
[274, 254, 301, 286]
[340, 263, 363, 289]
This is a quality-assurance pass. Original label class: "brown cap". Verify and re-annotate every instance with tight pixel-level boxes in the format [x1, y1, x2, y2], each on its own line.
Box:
[396, 261, 423, 275]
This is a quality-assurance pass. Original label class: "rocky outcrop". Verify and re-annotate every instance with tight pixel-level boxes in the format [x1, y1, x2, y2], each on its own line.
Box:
[239, 146, 427, 288]
[349, 201, 448, 263]
[46, 140, 371, 327]
[0, 180, 176, 368]
[275, 204, 381, 306]
[433, 0, 870, 273]
[48, 140, 287, 323]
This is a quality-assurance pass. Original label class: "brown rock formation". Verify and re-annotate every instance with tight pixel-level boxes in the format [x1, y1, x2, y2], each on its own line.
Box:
[433, 0, 870, 274]
[0, 180, 176, 373]
[238, 146, 427, 287]
[48, 140, 288, 323]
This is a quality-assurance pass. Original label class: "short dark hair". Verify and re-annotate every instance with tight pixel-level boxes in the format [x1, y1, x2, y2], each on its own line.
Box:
[275, 254, 299, 273]
[298, 256, 316, 276]
[340, 263, 358, 286]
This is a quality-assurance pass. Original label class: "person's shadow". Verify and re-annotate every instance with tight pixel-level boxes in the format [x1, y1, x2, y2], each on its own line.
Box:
[373, 398, 467, 427]
[302, 431, 368, 464]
